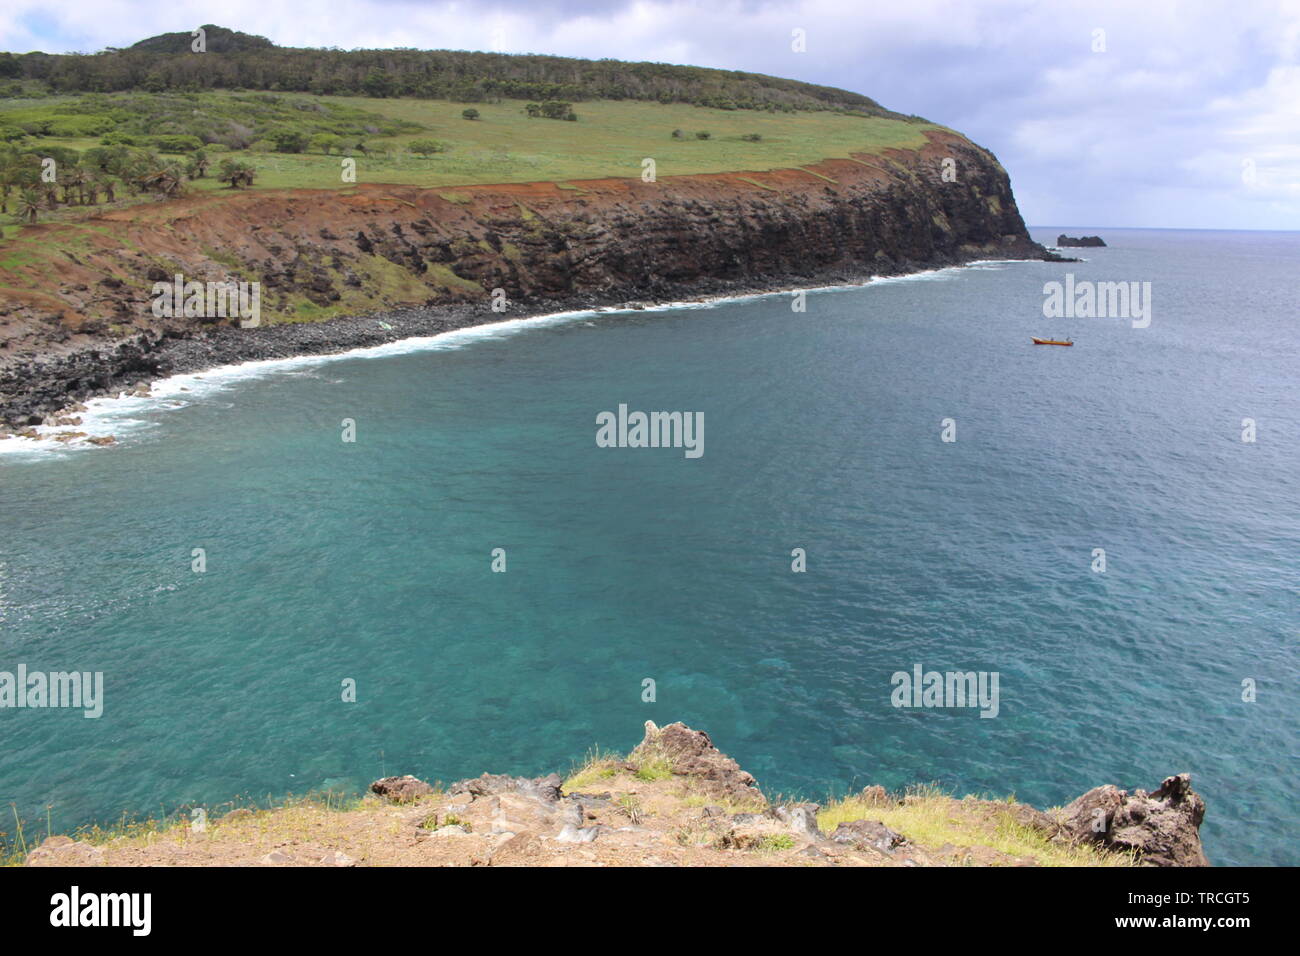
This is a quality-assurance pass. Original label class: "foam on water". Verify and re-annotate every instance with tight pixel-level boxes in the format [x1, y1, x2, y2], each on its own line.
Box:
[1, 263, 997, 456]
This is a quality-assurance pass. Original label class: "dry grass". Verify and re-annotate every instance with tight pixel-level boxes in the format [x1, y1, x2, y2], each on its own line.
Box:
[13, 742, 1141, 868]
[818, 785, 1136, 867]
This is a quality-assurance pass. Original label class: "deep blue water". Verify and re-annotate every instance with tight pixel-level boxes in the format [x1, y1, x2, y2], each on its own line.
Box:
[1, 227, 1296, 865]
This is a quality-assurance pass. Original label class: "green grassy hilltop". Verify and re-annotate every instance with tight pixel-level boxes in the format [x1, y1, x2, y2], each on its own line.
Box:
[0, 91, 938, 199]
[0, 25, 948, 236]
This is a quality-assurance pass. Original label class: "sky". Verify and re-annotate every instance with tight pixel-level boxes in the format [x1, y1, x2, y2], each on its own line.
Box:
[2, 0, 1297, 230]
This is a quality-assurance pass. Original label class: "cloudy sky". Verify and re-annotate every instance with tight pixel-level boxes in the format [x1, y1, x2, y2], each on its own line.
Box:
[3, 0, 1297, 230]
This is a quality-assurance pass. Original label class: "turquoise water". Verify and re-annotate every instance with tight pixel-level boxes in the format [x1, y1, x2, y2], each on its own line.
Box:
[1, 228, 1296, 865]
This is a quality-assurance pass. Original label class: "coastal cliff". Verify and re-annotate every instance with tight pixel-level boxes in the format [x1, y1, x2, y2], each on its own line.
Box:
[22, 722, 1209, 867]
[0, 127, 1052, 425]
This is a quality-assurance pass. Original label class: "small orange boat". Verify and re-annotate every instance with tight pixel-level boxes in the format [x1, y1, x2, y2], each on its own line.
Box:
[1032, 337, 1073, 346]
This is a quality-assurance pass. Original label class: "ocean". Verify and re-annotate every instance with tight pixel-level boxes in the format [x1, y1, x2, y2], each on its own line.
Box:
[1, 227, 1296, 865]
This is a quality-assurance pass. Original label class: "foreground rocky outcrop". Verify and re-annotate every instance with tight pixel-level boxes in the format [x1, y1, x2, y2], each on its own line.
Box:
[0, 127, 1061, 425]
[1050, 773, 1209, 866]
[25, 721, 1208, 867]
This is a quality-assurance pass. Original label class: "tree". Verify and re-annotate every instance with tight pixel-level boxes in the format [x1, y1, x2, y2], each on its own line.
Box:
[66, 165, 90, 205]
[137, 161, 185, 198]
[406, 139, 446, 158]
[151, 134, 204, 154]
[190, 149, 211, 177]
[269, 129, 308, 153]
[461, 108, 480, 120]
[82, 145, 132, 175]
[217, 158, 256, 188]
[309, 133, 341, 155]
[16, 187, 41, 223]
[362, 68, 394, 98]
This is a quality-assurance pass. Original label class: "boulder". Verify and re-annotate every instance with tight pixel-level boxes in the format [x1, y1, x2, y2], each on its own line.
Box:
[369, 774, 435, 803]
[26, 835, 106, 866]
[555, 824, 601, 844]
[448, 772, 562, 804]
[1055, 773, 1209, 866]
[829, 819, 909, 855]
[772, 802, 823, 839]
[858, 785, 890, 807]
[629, 720, 761, 803]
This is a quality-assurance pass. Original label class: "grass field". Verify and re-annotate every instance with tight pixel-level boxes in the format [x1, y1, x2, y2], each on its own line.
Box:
[3, 91, 941, 194]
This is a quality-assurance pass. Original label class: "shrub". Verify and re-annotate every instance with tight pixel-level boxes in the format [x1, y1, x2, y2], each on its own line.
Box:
[461, 108, 480, 120]
[269, 129, 308, 153]
[526, 101, 576, 121]
[308, 132, 342, 155]
[695, 131, 711, 140]
[756, 833, 795, 852]
[633, 757, 674, 782]
[47, 116, 113, 137]
[406, 138, 447, 157]
[150, 134, 204, 154]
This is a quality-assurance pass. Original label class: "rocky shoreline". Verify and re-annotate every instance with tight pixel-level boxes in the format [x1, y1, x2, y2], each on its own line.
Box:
[0, 127, 1068, 432]
[0, 244, 1066, 434]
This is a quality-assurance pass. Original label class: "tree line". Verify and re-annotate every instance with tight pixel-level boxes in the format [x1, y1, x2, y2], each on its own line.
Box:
[0, 26, 900, 118]
[0, 142, 258, 222]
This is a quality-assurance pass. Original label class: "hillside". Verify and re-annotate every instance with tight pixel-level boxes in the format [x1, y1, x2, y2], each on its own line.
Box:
[0, 30, 1056, 430]
[17, 722, 1209, 867]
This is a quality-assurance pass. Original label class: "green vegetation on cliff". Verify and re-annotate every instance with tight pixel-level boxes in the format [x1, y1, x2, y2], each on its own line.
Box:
[0, 93, 939, 230]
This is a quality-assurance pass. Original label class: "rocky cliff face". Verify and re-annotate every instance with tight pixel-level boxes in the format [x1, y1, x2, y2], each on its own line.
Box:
[0, 128, 1049, 423]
